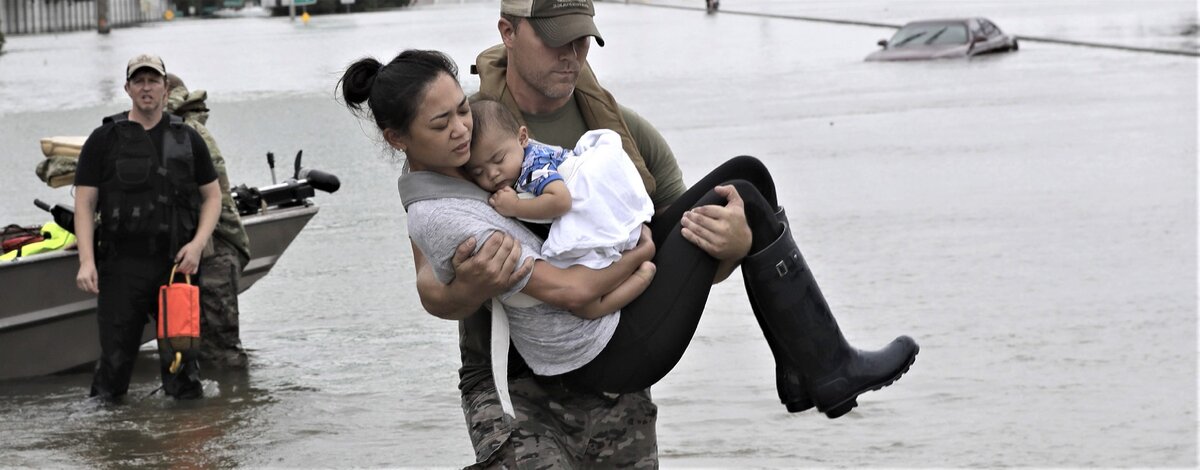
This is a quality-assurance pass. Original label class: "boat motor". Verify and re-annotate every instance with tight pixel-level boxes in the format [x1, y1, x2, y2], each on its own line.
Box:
[231, 150, 341, 216]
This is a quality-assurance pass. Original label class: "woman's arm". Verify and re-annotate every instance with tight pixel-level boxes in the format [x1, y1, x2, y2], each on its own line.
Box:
[522, 225, 656, 313]
[413, 233, 533, 320]
[570, 261, 656, 319]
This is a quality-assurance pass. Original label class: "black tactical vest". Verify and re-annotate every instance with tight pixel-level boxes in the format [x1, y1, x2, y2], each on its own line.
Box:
[98, 112, 200, 255]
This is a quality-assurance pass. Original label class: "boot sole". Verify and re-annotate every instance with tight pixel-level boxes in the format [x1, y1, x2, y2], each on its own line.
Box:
[818, 345, 920, 419]
[784, 397, 815, 413]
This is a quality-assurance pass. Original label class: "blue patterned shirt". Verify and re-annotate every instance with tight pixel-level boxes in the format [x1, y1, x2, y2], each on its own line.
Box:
[516, 140, 572, 196]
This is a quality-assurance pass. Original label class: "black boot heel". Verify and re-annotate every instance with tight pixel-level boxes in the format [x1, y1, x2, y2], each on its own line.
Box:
[824, 398, 857, 419]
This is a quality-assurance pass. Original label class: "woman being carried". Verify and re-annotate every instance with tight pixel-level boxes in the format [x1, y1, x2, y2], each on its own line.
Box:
[339, 49, 918, 419]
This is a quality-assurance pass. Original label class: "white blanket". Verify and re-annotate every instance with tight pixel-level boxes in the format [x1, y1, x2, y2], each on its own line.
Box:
[539, 129, 655, 270]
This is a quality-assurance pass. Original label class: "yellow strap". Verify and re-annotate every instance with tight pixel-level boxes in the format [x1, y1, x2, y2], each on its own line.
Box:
[167, 263, 192, 285]
[169, 352, 182, 374]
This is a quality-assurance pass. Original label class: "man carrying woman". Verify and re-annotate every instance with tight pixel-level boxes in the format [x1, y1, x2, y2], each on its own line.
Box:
[340, 1, 919, 467]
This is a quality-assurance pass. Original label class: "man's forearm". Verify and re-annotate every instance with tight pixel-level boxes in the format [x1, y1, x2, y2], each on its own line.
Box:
[75, 210, 96, 265]
[192, 190, 221, 246]
[73, 188, 98, 265]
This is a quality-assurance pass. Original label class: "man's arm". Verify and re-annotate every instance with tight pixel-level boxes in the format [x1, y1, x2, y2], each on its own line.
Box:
[621, 106, 686, 211]
[414, 232, 534, 320]
[489, 180, 571, 220]
[74, 186, 100, 294]
[176, 181, 220, 274]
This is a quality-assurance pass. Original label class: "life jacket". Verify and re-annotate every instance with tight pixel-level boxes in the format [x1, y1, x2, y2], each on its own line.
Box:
[98, 112, 200, 255]
[473, 44, 657, 197]
[0, 221, 77, 261]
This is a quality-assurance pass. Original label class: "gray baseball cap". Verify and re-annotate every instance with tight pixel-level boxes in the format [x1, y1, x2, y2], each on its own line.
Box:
[501, 0, 605, 48]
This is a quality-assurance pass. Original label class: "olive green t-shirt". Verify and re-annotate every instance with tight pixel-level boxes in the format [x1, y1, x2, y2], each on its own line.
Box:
[519, 95, 686, 210]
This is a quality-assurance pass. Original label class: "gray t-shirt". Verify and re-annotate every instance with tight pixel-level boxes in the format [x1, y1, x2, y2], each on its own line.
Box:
[404, 173, 619, 376]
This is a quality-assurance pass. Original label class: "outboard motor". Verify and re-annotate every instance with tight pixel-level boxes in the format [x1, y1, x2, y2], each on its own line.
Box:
[231, 150, 341, 216]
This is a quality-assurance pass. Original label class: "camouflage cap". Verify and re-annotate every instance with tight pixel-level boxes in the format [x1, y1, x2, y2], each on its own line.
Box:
[501, 0, 605, 48]
[126, 53, 166, 80]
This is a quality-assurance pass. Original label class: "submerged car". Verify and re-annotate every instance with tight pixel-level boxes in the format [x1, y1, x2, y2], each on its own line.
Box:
[865, 18, 1019, 61]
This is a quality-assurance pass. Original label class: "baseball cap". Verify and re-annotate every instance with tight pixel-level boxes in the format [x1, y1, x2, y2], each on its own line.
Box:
[501, 0, 605, 48]
[125, 53, 166, 80]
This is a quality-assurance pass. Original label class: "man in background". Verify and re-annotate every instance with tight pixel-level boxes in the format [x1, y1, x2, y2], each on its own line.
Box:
[166, 72, 253, 369]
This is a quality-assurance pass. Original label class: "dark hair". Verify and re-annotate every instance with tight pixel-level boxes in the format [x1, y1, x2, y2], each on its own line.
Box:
[470, 99, 520, 146]
[338, 49, 459, 136]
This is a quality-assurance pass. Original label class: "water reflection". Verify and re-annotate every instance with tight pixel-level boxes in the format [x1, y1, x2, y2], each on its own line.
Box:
[2, 355, 274, 468]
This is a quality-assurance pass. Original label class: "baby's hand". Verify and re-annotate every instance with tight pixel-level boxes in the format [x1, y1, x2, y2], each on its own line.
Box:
[489, 187, 520, 217]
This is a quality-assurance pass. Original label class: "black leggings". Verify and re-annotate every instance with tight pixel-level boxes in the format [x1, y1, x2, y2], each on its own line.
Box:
[562, 156, 785, 393]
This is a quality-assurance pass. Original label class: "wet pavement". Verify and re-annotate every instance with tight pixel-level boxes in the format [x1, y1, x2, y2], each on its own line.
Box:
[0, 0, 1196, 467]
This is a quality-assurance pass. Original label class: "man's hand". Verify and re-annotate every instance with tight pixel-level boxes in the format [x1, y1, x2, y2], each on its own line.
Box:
[76, 261, 99, 294]
[174, 240, 205, 275]
[680, 184, 753, 262]
[489, 187, 521, 217]
[452, 231, 533, 299]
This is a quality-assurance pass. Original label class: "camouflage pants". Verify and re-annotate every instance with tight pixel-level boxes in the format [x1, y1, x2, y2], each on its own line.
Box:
[199, 238, 248, 368]
[462, 375, 659, 469]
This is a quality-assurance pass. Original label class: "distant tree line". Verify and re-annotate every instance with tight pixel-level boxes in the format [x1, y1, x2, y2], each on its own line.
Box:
[316, 0, 415, 14]
[171, 0, 413, 16]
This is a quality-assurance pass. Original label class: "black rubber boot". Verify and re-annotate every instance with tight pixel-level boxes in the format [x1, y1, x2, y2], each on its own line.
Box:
[744, 222, 918, 418]
[744, 206, 814, 412]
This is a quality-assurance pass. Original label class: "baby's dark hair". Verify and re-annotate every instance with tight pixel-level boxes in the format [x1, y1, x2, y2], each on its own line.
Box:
[470, 99, 521, 146]
[338, 49, 459, 136]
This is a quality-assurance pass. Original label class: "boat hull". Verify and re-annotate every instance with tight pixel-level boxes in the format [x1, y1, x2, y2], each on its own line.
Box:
[0, 203, 318, 381]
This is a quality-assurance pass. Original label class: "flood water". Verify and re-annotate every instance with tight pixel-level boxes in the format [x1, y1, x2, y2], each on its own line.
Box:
[1, 1, 1196, 467]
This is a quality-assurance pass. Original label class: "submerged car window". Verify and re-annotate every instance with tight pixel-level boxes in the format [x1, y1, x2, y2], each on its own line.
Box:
[982, 20, 1000, 37]
[891, 24, 968, 47]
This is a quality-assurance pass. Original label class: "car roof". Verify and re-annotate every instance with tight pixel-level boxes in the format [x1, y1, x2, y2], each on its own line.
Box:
[902, 18, 978, 26]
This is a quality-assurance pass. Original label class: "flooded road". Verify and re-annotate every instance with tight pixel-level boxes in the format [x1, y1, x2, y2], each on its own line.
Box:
[1, 1, 1196, 467]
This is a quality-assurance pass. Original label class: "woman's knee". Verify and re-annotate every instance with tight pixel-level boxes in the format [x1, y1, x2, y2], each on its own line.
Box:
[724, 179, 774, 211]
[728, 155, 766, 172]
[721, 156, 776, 204]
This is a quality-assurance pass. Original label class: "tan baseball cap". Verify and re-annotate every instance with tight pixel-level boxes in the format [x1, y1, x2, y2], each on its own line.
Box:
[501, 0, 605, 48]
[125, 53, 166, 80]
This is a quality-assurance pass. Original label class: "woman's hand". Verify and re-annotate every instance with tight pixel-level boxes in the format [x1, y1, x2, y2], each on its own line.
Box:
[414, 232, 533, 320]
[451, 231, 534, 299]
[632, 224, 656, 261]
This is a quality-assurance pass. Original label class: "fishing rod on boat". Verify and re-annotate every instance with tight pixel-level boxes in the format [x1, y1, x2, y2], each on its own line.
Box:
[230, 150, 341, 216]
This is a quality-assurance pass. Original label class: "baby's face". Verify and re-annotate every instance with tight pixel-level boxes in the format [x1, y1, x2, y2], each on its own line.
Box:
[466, 127, 525, 192]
